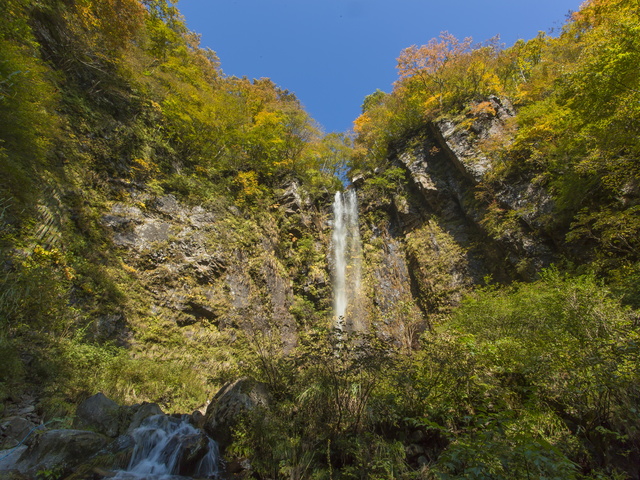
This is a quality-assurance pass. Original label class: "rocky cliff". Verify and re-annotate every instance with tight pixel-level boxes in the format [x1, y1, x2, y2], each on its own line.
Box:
[92, 96, 565, 352]
[353, 96, 561, 331]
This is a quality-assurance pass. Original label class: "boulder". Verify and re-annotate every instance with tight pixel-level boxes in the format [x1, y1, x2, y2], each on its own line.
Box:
[0, 445, 28, 472]
[62, 434, 135, 480]
[72, 393, 120, 437]
[125, 402, 163, 433]
[14, 429, 108, 476]
[203, 378, 270, 449]
[0, 417, 36, 449]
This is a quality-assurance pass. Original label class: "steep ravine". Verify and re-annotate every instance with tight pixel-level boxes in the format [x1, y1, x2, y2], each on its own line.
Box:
[90, 95, 565, 347]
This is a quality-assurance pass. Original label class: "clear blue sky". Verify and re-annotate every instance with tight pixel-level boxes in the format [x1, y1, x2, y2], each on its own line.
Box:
[177, 0, 583, 134]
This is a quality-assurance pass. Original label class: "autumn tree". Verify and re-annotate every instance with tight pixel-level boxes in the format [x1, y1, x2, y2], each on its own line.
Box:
[396, 32, 473, 111]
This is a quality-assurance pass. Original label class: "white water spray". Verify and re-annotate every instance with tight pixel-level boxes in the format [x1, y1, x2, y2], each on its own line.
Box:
[332, 189, 362, 326]
[115, 414, 219, 479]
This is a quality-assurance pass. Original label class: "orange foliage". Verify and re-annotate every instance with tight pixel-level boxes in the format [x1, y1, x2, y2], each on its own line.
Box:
[469, 101, 497, 117]
[396, 32, 472, 80]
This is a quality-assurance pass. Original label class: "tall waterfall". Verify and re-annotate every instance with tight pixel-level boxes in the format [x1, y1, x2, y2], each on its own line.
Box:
[332, 189, 362, 327]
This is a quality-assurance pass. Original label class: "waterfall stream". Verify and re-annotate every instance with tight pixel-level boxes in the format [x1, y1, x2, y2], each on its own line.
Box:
[332, 189, 362, 327]
[115, 414, 219, 479]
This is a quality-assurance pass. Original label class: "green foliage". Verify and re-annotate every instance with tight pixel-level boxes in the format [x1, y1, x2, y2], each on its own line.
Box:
[404, 219, 469, 317]
[227, 271, 640, 478]
[0, 0, 58, 210]
[0, 0, 344, 421]
[1, 246, 75, 335]
[1, 1, 639, 479]
[230, 329, 409, 479]
[0, 334, 24, 406]
[448, 270, 640, 475]
[434, 414, 578, 480]
[477, 0, 640, 285]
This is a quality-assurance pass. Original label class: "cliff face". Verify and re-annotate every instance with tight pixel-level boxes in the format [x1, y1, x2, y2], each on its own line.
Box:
[353, 96, 560, 330]
[96, 182, 334, 354]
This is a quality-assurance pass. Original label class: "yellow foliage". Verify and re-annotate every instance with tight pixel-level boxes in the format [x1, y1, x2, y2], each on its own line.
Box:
[32, 245, 63, 264]
[423, 94, 442, 115]
[234, 170, 262, 199]
[131, 157, 159, 180]
[254, 110, 285, 127]
[274, 158, 294, 169]
[353, 113, 371, 135]
[482, 72, 504, 96]
[72, 0, 145, 54]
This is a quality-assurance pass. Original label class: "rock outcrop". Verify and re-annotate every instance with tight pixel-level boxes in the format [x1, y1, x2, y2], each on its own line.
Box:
[72, 393, 164, 438]
[72, 393, 120, 438]
[14, 429, 109, 477]
[353, 96, 560, 327]
[99, 188, 328, 348]
[204, 377, 271, 450]
[398, 97, 555, 279]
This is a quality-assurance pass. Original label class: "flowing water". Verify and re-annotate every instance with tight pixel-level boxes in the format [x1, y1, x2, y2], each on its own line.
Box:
[332, 189, 362, 327]
[115, 414, 219, 479]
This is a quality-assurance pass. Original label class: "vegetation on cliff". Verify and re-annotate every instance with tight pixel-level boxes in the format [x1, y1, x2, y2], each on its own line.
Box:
[0, 0, 343, 414]
[351, 0, 640, 302]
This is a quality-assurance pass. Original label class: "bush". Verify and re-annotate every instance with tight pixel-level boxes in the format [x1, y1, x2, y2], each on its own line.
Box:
[448, 269, 640, 475]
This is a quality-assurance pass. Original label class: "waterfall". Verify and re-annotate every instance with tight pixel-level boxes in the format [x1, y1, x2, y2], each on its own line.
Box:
[332, 189, 362, 327]
[115, 414, 219, 479]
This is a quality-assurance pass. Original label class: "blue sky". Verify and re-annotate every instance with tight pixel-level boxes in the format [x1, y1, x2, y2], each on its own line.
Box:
[178, 0, 583, 134]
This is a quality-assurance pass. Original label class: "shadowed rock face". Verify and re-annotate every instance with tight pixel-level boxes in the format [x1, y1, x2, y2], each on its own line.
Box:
[15, 429, 109, 476]
[73, 392, 120, 437]
[203, 377, 271, 450]
[350, 96, 561, 331]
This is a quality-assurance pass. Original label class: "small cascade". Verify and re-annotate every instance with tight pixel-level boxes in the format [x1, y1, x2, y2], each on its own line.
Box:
[332, 189, 362, 328]
[115, 414, 219, 479]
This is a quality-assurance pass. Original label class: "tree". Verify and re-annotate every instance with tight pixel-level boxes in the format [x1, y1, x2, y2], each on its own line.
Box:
[396, 32, 473, 110]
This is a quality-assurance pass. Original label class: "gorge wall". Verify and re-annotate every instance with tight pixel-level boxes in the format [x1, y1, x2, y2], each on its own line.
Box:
[91, 97, 561, 358]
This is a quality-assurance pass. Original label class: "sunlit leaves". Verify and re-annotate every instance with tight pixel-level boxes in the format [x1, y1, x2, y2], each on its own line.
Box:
[73, 0, 145, 53]
[447, 270, 640, 475]
[397, 32, 473, 84]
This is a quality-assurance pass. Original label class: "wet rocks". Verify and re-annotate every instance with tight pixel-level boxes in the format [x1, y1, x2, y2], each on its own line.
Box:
[0, 417, 36, 450]
[2, 394, 219, 479]
[72, 393, 164, 438]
